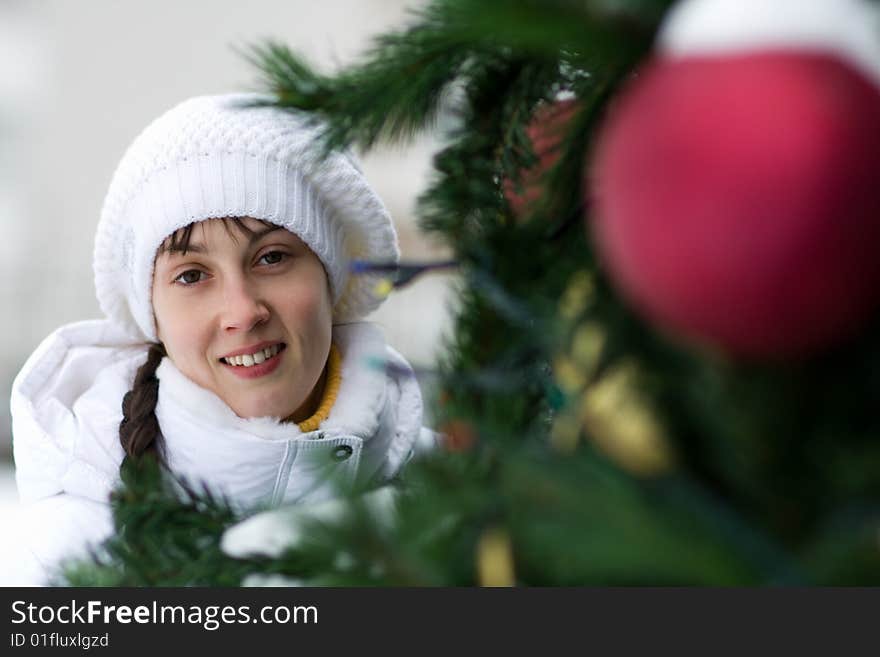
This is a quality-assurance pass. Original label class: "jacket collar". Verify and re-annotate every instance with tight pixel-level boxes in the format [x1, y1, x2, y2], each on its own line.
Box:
[12, 319, 418, 507]
[154, 322, 389, 441]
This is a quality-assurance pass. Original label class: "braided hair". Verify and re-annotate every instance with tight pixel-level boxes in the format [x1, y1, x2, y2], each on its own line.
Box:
[119, 342, 166, 464]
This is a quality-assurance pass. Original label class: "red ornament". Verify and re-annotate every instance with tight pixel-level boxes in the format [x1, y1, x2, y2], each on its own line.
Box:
[504, 99, 579, 219]
[591, 51, 880, 359]
[440, 420, 477, 452]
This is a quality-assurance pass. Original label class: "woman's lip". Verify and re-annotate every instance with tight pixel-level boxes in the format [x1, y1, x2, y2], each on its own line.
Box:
[220, 341, 284, 359]
[220, 345, 284, 379]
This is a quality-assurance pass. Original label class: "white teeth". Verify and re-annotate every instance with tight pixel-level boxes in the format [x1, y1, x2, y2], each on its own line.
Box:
[223, 345, 281, 367]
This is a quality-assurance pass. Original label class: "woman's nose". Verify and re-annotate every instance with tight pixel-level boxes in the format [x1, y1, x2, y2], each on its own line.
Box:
[220, 278, 270, 332]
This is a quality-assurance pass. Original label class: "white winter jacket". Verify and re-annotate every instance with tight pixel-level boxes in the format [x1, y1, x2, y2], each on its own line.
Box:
[9, 318, 433, 586]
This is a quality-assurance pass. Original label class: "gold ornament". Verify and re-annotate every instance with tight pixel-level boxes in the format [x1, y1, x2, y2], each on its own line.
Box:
[553, 355, 587, 395]
[373, 278, 394, 299]
[570, 322, 605, 369]
[550, 320, 606, 453]
[477, 527, 516, 587]
[558, 270, 595, 321]
[580, 362, 674, 476]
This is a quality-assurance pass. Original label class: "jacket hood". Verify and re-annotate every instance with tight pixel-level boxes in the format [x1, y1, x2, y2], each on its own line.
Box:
[11, 318, 424, 508]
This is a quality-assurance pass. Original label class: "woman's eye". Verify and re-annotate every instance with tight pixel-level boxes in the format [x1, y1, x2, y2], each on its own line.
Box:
[258, 251, 287, 266]
[173, 269, 206, 286]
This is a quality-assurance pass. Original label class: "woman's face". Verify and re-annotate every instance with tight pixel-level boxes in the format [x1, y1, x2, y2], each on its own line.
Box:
[152, 217, 333, 421]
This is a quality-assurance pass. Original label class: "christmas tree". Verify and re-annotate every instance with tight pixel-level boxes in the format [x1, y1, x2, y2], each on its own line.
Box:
[65, 0, 880, 586]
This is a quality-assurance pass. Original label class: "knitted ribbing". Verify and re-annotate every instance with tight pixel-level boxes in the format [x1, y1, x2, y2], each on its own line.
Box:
[297, 344, 343, 433]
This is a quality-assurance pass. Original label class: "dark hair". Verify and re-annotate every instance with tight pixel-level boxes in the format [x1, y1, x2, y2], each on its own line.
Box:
[119, 217, 277, 466]
[159, 216, 277, 255]
[119, 342, 166, 464]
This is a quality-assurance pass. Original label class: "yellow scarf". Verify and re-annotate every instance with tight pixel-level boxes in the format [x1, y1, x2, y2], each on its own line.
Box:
[297, 344, 342, 433]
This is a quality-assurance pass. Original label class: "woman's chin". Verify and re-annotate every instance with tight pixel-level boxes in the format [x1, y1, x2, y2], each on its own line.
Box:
[227, 398, 297, 422]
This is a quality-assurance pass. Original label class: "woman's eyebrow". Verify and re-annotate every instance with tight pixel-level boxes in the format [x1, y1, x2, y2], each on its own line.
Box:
[250, 225, 283, 243]
[161, 242, 207, 256]
[163, 225, 283, 256]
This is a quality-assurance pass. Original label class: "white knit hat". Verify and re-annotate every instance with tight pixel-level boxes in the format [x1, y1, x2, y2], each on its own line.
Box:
[94, 93, 399, 342]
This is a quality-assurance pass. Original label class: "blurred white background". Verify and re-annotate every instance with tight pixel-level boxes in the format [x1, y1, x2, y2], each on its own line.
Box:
[0, 0, 455, 581]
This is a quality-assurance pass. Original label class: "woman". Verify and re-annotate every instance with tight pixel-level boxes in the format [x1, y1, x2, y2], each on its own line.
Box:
[11, 94, 434, 585]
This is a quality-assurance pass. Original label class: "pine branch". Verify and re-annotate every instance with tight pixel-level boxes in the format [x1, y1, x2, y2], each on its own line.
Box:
[242, 0, 668, 152]
[241, 7, 473, 150]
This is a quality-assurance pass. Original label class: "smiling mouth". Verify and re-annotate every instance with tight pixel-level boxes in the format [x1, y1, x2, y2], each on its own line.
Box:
[220, 343, 286, 367]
